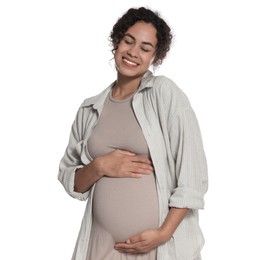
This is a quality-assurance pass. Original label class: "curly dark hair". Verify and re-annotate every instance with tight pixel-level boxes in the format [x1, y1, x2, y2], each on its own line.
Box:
[109, 7, 173, 67]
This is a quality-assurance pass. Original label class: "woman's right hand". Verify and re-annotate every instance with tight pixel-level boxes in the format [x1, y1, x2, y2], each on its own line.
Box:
[94, 149, 154, 178]
[74, 149, 153, 193]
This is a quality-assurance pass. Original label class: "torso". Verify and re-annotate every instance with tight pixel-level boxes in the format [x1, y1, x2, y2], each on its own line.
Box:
[87, 90, 159, 242]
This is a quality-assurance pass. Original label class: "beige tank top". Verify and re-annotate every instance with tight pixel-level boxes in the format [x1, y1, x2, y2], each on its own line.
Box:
[88, 90, 150, 158]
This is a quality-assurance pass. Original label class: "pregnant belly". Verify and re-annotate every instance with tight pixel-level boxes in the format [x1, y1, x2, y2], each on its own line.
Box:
[92, 173, 159, 243]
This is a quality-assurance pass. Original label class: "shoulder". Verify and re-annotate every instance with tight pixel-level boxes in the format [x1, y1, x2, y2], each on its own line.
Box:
[72, 83, 113, 124]
[150, 75, 191, 109]
[80, 94, 100, 108]
[79, 83, 113, 108]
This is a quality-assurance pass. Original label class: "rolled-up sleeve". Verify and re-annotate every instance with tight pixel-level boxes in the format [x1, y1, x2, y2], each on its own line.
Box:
[167, 93, 208, 209]
[58, 108, 90, 201]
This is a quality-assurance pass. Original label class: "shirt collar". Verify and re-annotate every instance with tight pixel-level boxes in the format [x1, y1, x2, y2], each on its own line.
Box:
[81, 70, 154, 111]
[137, 70, 154, 91]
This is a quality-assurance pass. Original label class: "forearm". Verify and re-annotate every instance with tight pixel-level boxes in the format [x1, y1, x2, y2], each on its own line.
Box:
[74, 159, 103, 193]
[159, 207, 189, 241]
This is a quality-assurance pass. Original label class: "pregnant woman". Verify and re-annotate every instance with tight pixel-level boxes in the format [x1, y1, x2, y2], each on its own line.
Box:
[58, 7, 208, 260]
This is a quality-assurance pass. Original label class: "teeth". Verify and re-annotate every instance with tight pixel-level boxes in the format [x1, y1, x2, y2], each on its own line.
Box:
[124, 58, 137, 66]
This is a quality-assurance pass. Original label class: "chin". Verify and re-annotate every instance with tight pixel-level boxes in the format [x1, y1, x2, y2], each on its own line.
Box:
[118, 66, 149, 78]
[117, 67, 139, 77]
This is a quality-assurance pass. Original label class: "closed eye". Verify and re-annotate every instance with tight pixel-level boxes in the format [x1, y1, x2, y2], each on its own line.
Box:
[141, 47, 150, 52]
[124, 39, 134, 45]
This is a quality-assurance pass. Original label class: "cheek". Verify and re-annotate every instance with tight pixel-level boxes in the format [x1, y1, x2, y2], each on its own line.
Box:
[115, 42, 126, 53]
[114, 45, 126, 60]
[145, 54, 155, 65]
[114, 49, 121, 61]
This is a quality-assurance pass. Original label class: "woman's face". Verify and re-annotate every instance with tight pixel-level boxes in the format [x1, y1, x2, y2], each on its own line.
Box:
[114, 21, 157, 78]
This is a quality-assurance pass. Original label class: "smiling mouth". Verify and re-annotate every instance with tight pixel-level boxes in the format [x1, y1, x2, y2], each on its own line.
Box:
[122, 58, 139, 67]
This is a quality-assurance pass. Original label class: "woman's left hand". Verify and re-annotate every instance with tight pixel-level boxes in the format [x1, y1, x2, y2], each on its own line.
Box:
[114, 228, 168, 254]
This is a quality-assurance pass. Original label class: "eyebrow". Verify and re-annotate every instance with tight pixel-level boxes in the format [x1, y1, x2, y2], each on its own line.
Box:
[124, 33, 155, 48]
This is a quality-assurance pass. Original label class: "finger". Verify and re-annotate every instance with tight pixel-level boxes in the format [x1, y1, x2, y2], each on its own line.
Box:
[124, 172, 142, 178]
[114, 243, 134, 251]
[128, 164, 153, 174]
[116, 149, 136, 156]
[128, 234, 144, 244]
[114, 242, 142, 253]
[125, 170, 149, 177]
[115, 245, 146, 254]
[130, 156, 153, 165]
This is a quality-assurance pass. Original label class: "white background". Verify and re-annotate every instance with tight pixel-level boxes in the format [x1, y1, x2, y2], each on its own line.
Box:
[1, 0, 270, 259]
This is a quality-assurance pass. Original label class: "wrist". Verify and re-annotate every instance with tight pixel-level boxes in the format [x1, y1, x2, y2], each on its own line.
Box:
[158, 226, 172, 244]
[90, 157, 104, 178]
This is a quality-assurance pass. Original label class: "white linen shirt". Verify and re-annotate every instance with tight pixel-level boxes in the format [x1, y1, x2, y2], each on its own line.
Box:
[58, 71, 208, 260]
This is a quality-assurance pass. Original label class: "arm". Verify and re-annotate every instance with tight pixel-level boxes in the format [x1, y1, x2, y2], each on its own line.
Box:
[115, 80, 208, 254]
[74, 149, 154, 193]
[159, 207, 189, 241]
[74, 159, 102, 193]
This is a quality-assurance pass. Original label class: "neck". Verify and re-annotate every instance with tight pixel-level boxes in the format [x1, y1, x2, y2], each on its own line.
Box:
[112, 73, 143, 100]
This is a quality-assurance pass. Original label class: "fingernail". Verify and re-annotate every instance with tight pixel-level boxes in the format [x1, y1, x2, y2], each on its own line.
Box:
[126, 239, 130, 244]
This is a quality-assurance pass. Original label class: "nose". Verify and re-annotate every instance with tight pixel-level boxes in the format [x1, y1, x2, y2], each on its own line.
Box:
[127, 45, 139, 58]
